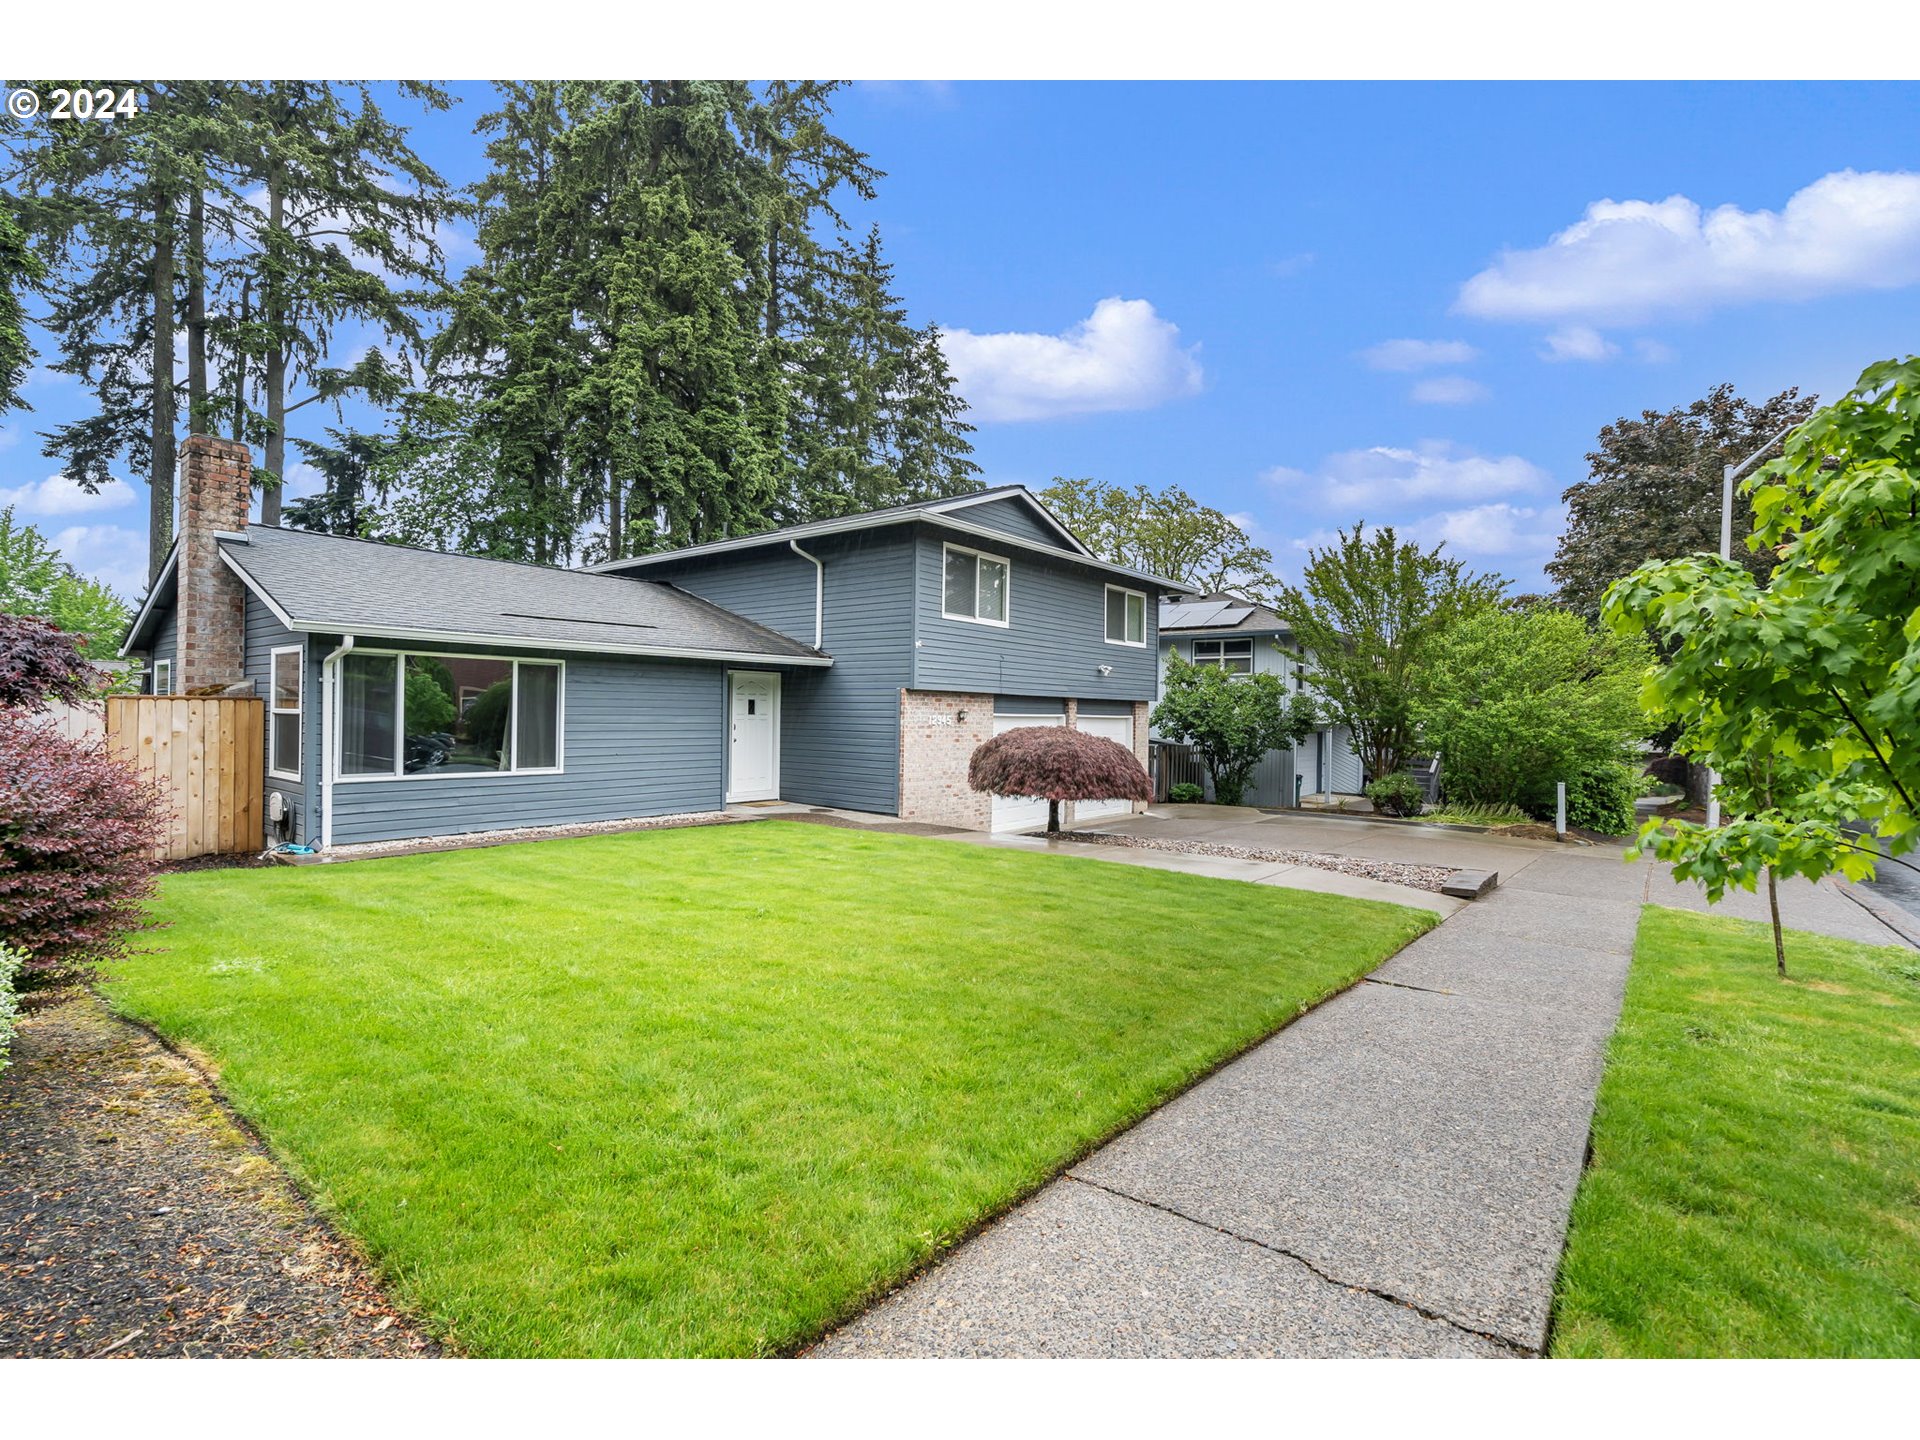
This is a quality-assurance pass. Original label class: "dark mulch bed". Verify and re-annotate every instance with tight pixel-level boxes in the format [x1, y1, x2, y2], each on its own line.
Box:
[158, 851, 277, 874]
[0, 992, 437, 1358]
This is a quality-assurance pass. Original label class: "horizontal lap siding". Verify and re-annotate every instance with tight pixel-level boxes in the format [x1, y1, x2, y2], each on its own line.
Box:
[951, 496, 1063, 547]
[327, 651, 724, 845]
[913, 527, 1159, 702]
[243, 596, 316, 842]
[151, 607, 178, 678]
[645, 531, 914, 816]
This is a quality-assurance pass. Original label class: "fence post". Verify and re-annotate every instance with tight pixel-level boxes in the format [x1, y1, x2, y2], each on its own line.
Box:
[1556, 781, 1567, 837]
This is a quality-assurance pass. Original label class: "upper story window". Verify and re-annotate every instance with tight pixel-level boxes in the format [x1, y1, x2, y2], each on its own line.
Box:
[1191, 637, 1254, 674]
[338, 651, 564, 781]
[1105, 585, 1147, 646]
[269, 645, 303, 781]
[942, 543, 1010, 627]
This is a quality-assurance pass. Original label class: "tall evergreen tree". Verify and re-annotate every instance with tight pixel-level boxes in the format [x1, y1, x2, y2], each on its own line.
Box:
[0, 204, 46, 416]
[223, 81, 457, 523]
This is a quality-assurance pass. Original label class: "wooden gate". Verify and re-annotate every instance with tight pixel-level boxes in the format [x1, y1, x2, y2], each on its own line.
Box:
[106, 696, 265, 860]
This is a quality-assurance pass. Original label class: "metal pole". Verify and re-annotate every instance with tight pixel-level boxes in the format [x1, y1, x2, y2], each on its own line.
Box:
[1557, 781, 1567, 838]
[1704, 424, 1792, 830]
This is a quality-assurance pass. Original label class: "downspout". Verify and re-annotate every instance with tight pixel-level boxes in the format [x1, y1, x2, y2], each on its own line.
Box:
[320, 634, 354, 851]
[789, 540, 823, 648]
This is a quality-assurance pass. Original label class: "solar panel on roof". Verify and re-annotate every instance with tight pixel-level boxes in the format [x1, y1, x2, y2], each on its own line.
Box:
[1158, 602, 1211, 628]
[1214, 606, 1254, 625]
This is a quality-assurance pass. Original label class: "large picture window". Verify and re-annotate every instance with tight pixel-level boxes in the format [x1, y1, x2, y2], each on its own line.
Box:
[1105, 585, 1147, 646]
[1190, 638, 1254, 674]
[269, 645, 303, 780]
[338, 651, 564, 780]
[942, 543, 1010, 626]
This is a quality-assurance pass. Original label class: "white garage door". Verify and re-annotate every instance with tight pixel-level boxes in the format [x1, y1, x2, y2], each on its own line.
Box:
[991, 712, 1064, 832]
[1074, 714, 1137, 822]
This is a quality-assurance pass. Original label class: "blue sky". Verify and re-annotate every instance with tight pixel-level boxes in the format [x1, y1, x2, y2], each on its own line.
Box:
[6, 79, 1919, 602]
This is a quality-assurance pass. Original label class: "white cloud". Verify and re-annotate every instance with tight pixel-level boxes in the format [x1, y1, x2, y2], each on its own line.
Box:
[1410, 375, 1490, 405]
[1416, 502, 1566, 560]
[1265, 440, 1548, 511]
[1267, 252, 1316, 278]
[940, 297, 1204, 423]
[1456, 169, 1920, 324]
[1634, 337, 1676, 364]
[0, 472, 136, 516]
[50, 523, 149, 602]
[1360, 338, 1480, 372]
[1539, 325, 1619, 363]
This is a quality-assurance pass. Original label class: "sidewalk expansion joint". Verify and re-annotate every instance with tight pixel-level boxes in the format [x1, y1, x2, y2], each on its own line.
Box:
[1360, 976, 1457, 997]
[1062, 1173, 1539, 1358]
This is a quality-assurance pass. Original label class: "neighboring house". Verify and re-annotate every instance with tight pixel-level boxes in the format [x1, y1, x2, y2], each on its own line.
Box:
[1155, 593, 1368, 806]
[123, 435, 1184, 848]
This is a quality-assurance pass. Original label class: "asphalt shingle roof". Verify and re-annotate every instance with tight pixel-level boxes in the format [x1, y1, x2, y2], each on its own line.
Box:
[215, 525, 828, 663]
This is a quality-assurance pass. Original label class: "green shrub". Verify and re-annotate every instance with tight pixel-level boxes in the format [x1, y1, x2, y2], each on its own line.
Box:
[1150, 655, 1318, 807]
[0, 942, 22, 1074]
[1365, 773, 1425, 818]
[1418, 604, 1651, 815]
[1168, 782, 1205, 804]
[1562, 762, 1639, 834]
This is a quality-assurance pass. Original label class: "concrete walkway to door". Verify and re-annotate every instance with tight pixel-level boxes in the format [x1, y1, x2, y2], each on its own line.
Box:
[814, 813, 1912, 1358]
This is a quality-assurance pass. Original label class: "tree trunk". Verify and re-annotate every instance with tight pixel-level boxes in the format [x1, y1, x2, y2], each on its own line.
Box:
[1047, 799, 1060, 836]
[187, 188, 209, 434]
[229, 278, 250, 442]
[261, 176, 286, 525]
[149, 196, 177, 583]
[606, 465, 623, 562]
[1767, 866, 1787, 978]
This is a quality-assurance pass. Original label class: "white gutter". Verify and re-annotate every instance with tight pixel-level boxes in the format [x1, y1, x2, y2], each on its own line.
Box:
[789, 540, 824, 648]
[319, 634, 354, 851]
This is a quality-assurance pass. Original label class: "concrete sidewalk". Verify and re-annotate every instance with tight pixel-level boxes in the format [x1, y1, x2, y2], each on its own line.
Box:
[815, 839, 1913, 1359]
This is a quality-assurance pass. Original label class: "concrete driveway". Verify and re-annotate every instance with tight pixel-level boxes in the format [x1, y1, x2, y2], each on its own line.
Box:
[1087, 805, 1566, 874]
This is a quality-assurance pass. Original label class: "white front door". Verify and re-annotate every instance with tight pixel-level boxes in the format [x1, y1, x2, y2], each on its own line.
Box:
[727, 671, 780, 802]
[1074, 714, 1137, 822]
[990, 712, 1064, 832]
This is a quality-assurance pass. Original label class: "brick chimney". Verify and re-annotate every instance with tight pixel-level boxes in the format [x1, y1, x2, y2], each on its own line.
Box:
[175, 434, 253, 692]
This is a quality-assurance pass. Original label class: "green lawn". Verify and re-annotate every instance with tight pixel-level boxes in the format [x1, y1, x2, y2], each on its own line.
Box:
[1551, 905, 1920, 1357]
[107, 821, 1431, 1357]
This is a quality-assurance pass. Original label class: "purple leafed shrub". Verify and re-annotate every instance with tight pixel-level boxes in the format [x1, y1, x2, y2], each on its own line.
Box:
[968, 725, 1150, 835]
[0, 711, 167, 986]
[0, 612, 106, 709]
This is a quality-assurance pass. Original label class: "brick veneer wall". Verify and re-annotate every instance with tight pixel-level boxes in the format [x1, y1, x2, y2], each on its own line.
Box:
[176, 434, 253, 692]
[897, 691, 1157, 831]
[897, 690, 995, 829]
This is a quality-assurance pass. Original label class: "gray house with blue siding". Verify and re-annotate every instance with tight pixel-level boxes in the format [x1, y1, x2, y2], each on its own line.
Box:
[125, 436, 1184, 848]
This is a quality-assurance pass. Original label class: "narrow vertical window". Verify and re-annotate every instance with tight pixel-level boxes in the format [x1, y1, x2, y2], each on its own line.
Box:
[152, 658, 172, 696]
[269, 645, 303, 780]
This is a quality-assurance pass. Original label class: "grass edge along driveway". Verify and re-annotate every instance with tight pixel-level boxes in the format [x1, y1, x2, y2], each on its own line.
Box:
[107, 821, 1434, 1357]
[1551, 905, 1920, 1357]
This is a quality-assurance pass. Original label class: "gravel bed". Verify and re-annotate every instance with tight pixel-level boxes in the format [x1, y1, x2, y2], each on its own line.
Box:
[0, 994, 437, 1358]
[1058, 831, 1458, 894]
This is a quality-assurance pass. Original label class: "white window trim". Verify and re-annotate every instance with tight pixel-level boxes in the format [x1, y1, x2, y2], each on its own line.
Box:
[1104, 584, 1148, 647]
[941, 541, 1012, 628]
[334, 648, 567, 784]
[268, 643, 305, 782]
[152, 658, 172, 696]
[1190, 637, 1255, 675]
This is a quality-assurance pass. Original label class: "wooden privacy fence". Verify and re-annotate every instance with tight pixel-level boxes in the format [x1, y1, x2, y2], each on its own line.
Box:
[106, 696, 264, 860]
